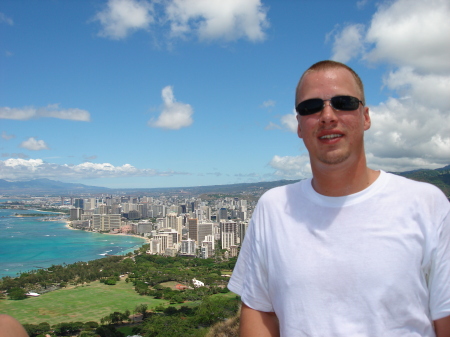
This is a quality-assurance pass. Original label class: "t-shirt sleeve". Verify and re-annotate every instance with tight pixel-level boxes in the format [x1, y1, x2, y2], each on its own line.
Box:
[227, 204, 275, 312]
[429, 208, 450, 320]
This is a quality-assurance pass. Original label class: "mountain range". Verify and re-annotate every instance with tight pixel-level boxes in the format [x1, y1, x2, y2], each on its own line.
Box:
[0, 165, 449, 197]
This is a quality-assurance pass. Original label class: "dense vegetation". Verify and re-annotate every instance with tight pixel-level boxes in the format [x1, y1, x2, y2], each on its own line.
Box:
[0, 247, 240, 337]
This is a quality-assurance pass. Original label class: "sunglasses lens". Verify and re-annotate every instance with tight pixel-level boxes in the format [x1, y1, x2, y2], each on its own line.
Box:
[296, 98, 323, 116]
[331, 96, 360, 110]
[296, 96, 361, 115]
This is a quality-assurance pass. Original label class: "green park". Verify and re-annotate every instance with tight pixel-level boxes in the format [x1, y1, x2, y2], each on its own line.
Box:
[0, 251, 241, 336]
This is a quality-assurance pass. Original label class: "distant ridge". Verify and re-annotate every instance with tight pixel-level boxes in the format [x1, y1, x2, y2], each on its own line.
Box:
[0, 178, 110, 195]
[0, 165, 449, 196]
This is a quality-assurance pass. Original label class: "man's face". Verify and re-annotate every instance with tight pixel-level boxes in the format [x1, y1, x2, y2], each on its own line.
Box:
[295, 68, 370, 168]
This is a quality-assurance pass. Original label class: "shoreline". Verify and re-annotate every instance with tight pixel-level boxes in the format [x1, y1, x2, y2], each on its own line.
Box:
[0, 210, 149, 279]
[64, 221, 151, 245]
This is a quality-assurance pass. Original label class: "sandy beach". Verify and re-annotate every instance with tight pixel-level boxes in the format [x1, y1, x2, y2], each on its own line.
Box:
[65, 221, 151, 244]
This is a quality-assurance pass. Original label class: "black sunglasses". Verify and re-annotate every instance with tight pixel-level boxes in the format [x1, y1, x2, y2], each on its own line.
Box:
[296, 95, 363, 116]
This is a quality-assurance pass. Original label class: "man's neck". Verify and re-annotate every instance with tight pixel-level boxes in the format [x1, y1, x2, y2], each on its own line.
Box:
[310, 158, 379, 197]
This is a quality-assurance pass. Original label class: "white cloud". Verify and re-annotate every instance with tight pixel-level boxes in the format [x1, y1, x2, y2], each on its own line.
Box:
[20, 138, 49, 151]
[94, 0, 154, 39]
[93, 0, 268, 43]
[165, 0, 268, 42]
[331, 24, 365, 63]
[0, 12, 13, 25]
[268, 109, 297, 132]
[364, 0, 450, 73]
[262, 100, 276, 108]
[384, 68, 450, 111]
[365, 97, 450, 163]
[356, 0, 369, 10]
[265, 122, 281, 130]
[330, 0, 450, 73]
[325, 0, 450, 172]
[269, 154, 311, 179]
[280, 110, 298, 133]
[0, 104, 91, 121]
[148, 86, 193, 130]
[1, 131, 15, 140]
[0, 158, 188, 181]
[366, 153, 446, 173]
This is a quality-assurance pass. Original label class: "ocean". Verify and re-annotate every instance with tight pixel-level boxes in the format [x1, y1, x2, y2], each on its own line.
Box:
[0, 208, 146, 278]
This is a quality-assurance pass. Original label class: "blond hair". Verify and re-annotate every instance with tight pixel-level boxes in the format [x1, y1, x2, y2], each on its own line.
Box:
[296, 60, 365, 105]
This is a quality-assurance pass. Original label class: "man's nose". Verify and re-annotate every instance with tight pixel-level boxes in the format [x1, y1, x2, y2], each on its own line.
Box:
[319, 102, 338, 123]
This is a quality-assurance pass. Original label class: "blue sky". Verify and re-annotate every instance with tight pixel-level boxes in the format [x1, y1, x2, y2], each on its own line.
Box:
[1, 0, 449, 188]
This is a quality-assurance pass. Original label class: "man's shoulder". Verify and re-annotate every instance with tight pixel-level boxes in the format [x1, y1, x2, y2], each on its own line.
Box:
[386, 172, 444, 193]
[259, 180, 306, 203]
[385, 172, 448, 204]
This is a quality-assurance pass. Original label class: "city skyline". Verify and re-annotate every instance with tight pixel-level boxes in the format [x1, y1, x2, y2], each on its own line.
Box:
[1, 0, 449, 188]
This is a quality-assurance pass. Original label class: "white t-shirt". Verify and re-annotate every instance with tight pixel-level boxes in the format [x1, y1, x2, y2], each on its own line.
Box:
[228, 171, 450, 337]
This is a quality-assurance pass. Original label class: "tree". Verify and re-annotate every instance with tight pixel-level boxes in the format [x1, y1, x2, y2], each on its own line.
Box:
[194, 296, 239, 326]
[109, 312, 123, 324]
[8, 287, 27, 300]
[96, 325, 125, 337]
[22, 324, 41, 337]
[52, 322, 84, 336]
[163, 306, 178, 316]
[140, 315, 192, 337]
[134, 303, 148, 319]
[84, 321, 99, 329]
[124, 309, 131, 322]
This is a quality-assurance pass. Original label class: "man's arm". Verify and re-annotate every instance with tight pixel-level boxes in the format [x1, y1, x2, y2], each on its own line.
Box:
[0, 315, 28, 337]
[435, 316, 450, 337]
[240, 302, 280, 337]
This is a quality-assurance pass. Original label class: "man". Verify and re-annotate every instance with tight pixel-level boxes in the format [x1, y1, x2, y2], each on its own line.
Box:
[228, 60, 450, 336]
[0, 315, 28, 337]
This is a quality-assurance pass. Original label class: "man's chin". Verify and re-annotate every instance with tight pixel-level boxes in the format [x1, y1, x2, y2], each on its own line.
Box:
[317, 152, 350, 166]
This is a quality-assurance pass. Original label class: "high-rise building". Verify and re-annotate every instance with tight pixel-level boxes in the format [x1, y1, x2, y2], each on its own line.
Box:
[137, 204, 148, 218]
[201, 234, 215, 259]
[198, 222, 213, 243]
[96, 204, 110, 215]
[74, 198, 84, 209]
[111, 205, 122, 214]
[148, 239, 161, 254]
[221, 232, 235, 250]
[202, 206, 211, 221]
[84, 198, 96, 210]
[151, 205, 166, 218]
[153, 234, 173, 253]
[92, 214, 121, 231]
[218, 208, 228, 221]
[137, 222, 153, 235]
[188, 218, 198, 242]
[238, 222, 248, 244]
[159, 228, 179, 245]
[128, 210, 140, 220]
[180, 238, 196, 255]
[220, 220, 237, 249]
[70, 208, 83, 220]
[165, 213, 183, 241]
[168, 205, 179, 214]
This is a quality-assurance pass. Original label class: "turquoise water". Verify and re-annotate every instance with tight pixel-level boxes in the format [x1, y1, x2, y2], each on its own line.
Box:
[0, 208, 146, 278]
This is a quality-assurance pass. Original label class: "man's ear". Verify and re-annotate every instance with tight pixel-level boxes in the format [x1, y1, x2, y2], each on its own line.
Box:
[296, 114, 303, 139]
[363, 107, 371, 131]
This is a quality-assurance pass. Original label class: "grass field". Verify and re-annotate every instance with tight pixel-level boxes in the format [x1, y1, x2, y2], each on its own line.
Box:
[159, 281, 182, 289]
[0, 280, 169, 325]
